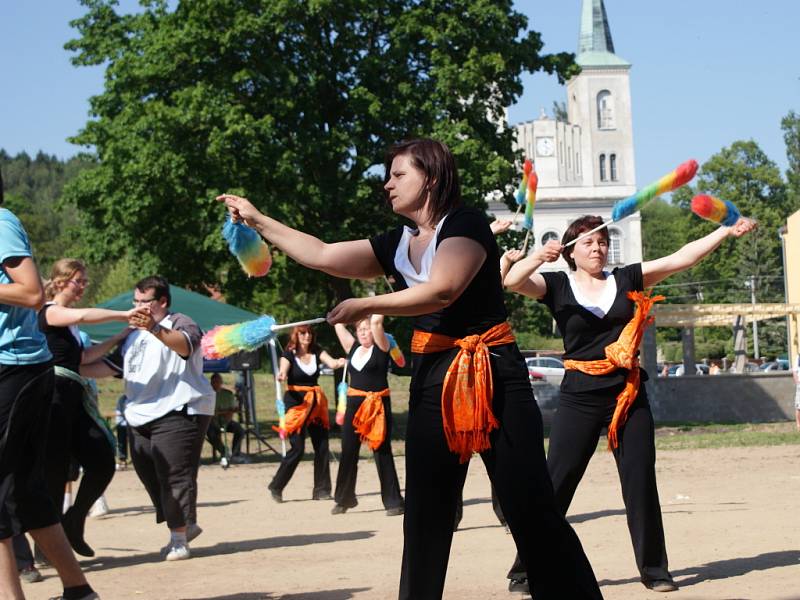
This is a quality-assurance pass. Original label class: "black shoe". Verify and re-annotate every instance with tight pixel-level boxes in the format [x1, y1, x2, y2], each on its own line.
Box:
[644, 578, 678, 592]
[385, 505, 404, 517]
[331, 504, 348, 515]
[508, 576, 529, 593]
[62, 509, 95, 557]
[268, 487, 283, 503]
[312, 492, 332, 500]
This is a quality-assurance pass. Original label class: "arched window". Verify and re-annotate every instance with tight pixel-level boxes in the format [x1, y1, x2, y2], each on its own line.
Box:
[599, 154, 607, 182]
[541, 231, 560, 246]
[608, 227, 622, 264]
[610, 153, 617, 181]
[597, 90, 615, 129]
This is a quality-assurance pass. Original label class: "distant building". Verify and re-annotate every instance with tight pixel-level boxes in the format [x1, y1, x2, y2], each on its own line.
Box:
[489, 0, 642, 271]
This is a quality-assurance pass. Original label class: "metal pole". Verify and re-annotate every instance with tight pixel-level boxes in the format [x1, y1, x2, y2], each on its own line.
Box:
[749, 275, 759, 360]
[267, 338, 287, 456]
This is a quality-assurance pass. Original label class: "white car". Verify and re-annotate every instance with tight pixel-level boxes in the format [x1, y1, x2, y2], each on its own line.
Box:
[525, 356, 565, 386]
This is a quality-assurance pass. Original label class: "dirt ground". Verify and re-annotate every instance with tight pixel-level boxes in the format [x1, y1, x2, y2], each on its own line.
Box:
[24, 441, 800, 600]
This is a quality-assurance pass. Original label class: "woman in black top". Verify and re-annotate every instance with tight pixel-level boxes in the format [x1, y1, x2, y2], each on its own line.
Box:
[504, 214, 755, 593]
[218, 138, 601, 600]
[268, 325, 345, 502]
[331, 314, 404, 515]
[39, 258, 137, 557]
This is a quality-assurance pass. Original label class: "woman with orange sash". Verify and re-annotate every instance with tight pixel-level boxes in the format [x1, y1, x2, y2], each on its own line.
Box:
[503, 214, 755, 594]
[331, 314, 404, 516]
[218, 138, 602, 600]
[267, 325, 344, 502]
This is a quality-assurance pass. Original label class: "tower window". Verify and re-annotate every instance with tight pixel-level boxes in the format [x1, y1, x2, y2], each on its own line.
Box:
[541, 231, 560, 246]
[599, 154, 607, 182]
[597, 90, 615, 129]
[608, 228, 622, 264]
[610, 154, 617, 181]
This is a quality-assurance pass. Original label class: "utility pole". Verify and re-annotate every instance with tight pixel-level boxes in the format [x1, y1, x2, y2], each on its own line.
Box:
[748, 275, 759, 360]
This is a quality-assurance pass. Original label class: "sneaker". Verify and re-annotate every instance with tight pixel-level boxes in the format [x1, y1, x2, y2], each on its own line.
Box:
[644, 578, 679, 592]
[268, 487, 283, 503]
[164, 543, 190, 561]
[19, 566, 42, 583]
[230, 455, 250, 464]
[385, 505, 404, 517]
[220, 456, 229, 469]
[508, 576, 529, 593]
[62, 509, 95, 557]
[88, 496, 109, 518]
[48, 594, 100, 600]
[331, 504, 348, 515]
[115, 461, 127, 471]
[312, 491, 332, 501]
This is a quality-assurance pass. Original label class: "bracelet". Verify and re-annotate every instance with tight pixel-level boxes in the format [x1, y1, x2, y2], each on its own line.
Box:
[149, 323, 163, 335]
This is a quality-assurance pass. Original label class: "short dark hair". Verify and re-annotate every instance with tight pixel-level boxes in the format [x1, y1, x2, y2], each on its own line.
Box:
[135, 275, 171, 306]
[561, 216, 608, 271]
[384, 138, 462, 225]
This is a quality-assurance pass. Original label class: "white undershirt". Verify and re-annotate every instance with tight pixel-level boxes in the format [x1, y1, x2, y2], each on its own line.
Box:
[295, 353, 318, 376]
[350, 345, 373, 371]
[567, 271, 617, 318]
[394, 216, 449, 287]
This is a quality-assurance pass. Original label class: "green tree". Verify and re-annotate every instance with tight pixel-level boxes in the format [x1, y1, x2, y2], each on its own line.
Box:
[782, 110, 800, 207]
[63, 0, 578, 347]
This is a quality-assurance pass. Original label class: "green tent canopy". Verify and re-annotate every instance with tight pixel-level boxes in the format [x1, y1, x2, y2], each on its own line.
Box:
[81, 285, 261, 342]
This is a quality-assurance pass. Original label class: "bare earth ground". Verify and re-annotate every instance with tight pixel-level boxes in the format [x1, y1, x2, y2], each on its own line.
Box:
[25, 440, 800, 600]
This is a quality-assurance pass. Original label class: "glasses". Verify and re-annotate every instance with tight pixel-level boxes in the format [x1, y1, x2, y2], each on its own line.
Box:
[132, 297, 158, 306]
[68, 278, 90, 287]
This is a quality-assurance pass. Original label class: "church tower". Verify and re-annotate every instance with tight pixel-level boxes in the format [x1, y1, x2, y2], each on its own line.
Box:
[494, 0, 642, 270]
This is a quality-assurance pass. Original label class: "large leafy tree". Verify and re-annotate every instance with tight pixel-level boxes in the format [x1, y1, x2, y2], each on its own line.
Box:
[63, 0, 577, 333]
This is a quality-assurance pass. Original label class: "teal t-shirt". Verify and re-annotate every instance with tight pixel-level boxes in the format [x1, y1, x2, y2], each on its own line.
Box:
[0, 208, 52, 365]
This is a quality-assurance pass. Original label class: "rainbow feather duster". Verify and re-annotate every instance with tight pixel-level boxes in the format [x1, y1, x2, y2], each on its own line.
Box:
[201, 315, 277, 359]
[523, 163, 538, 230]
[385, 333, 406, 368]
[336, 380, 348, 426]
[222, 215, 272, 277]
[611, 159, 698, 222]
[515, 159, 533, 206]
[690, 195, 741, 226]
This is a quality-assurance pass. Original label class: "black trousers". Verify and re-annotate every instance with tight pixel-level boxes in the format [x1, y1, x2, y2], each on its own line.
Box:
[12, 533, 33, 570]
[269, 423, 331, 498]
[508, 383, 670, 584]
[43, 377, 115, 532]
[116, 423, 128, 462]
[398, 346, 601, 600]
[206, 418, 245, 457]
[0, 362, 59, 539]
[130, 409, 211, 529]
[333, 395, 403, 510]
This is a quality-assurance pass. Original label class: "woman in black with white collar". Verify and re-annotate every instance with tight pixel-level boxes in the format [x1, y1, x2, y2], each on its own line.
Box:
[218, 138, 602, 600]
[332, 314, 404, 516]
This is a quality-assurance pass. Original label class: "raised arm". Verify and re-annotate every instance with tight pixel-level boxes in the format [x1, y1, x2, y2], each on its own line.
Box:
[499, 249, 524, 283]
[216, 194, 384, 280]
[43, 304, 140, 328]
[333, 323, 356, 355]
[326, 236, 486, 324]
[503, 240, 562, 299]
[0, 256, 45, 309]
[320, 351, 346, 370]
[370, 314, 390, 352]
[642, 218, 756, 287]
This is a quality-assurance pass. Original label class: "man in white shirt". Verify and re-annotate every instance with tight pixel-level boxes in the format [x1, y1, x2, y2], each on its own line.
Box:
[90, 276, 213, 561]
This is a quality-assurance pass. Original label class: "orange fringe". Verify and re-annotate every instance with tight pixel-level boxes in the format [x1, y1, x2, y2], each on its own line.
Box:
[411, 322, 516, 463]
[564, 290, 663, 450]
[284, 385, 330, 435]
[348, 387, 391, 450]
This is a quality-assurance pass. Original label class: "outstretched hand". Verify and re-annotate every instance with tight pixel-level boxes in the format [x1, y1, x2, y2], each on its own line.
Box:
[490, 219, 513, 236]
[501, 248, 525, 265]
[729, 217, 757, 238]
[215, 194, 263, 227]
[537, 239, 563, 262]
[327, 297, 370, 325]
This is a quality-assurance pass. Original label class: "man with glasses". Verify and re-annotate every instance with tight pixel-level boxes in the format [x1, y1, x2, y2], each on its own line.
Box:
[88, 276, 213, 561]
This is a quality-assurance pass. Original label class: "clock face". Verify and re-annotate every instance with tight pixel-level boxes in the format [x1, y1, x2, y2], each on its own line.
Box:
[536, 137, 554, 157]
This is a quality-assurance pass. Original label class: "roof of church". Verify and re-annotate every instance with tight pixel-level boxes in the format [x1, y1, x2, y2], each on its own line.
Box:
[576, 0, 630, 68]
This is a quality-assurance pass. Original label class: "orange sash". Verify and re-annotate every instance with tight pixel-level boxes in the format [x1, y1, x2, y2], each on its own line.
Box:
[564, 290, 663, 450]
[411, 321, 516, 463]
[348, 387, 391, 450]
[284, 385, 330, 435]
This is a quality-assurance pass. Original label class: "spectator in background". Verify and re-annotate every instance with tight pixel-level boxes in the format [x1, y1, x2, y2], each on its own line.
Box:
[114, 395, 129, 468]
[206, 374, 246, 467]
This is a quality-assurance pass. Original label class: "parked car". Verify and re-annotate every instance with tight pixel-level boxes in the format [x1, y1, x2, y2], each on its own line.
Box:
[759, 359, 789, 372]
[670, 363, 708, 376]
[525, 356, 565, 386]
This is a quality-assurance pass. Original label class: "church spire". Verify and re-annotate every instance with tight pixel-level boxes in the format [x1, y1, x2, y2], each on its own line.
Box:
[576, 0, 630, 68]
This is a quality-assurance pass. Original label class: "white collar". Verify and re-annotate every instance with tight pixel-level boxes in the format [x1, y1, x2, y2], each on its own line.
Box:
[350, 345, 374, 372]
[568, 271, 617, 318]
[394, 215, 449, 287]
[295, 353, 317, 376]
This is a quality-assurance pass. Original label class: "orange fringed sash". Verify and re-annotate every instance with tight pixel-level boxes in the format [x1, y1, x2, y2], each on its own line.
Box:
[411, 321, 516, 463]
[284, 385, 330, 435]
[348, 387, 391, 450]
[563, 290, 663, 450]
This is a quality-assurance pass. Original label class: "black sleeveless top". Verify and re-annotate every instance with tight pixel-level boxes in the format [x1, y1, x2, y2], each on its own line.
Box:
[37, 304, 82, 373]
[282, 348, 322, 403]
[347, 343, 390, 392]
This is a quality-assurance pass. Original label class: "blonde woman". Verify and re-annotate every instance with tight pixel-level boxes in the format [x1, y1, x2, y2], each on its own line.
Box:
[39, 258, 141, 557]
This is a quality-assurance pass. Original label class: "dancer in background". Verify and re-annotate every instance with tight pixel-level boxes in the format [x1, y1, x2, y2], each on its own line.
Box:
[331, 314, 404, 516]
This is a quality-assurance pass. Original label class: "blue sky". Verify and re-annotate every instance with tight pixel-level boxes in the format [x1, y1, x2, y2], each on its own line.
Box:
[1, 1, 798, 186]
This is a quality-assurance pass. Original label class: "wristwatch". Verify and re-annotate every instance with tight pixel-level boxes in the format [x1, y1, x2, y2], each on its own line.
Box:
[149, 323, 163, 336]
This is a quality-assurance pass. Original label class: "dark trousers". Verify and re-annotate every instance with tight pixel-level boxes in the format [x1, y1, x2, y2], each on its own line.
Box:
[12, 533, 33, 570]
[206, 418, 245, 457]
[0, 362, 59, 539]
[269, 423, 331, 498]
[116, 423, 128, 462]
[130, 409, 211, 529]
[508, 384, 670, 584]
[398, 349, 601, 600]
[334, 395, 403, 510]
[43, 377, 115, 533]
